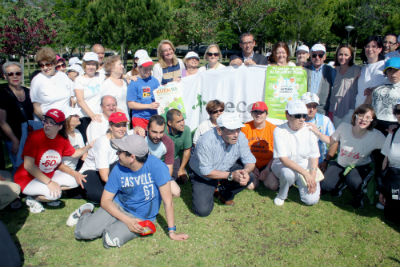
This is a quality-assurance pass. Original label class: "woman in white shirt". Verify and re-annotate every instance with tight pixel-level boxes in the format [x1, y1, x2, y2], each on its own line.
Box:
[354, 36, 387, 107]
[30, 47, 73, 120]
[310, 104, 386, 208]
[74, 52, 104, 142]
[100, 55, 129, 118]
[79, 112, 128, 203]
[199, 44, 226, 71]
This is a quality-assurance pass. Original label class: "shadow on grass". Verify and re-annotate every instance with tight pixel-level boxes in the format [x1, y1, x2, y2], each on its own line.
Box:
[0, 200, 30, 266]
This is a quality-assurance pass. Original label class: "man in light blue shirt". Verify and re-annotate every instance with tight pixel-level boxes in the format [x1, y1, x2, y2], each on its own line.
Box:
[189, 112, 256, 217]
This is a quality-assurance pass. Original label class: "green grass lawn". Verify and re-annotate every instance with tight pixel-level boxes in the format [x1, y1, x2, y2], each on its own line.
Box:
[0, 183, 399, 267]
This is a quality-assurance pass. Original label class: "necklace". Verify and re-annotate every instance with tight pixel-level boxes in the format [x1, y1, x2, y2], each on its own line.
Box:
[11, 87, 25, 102]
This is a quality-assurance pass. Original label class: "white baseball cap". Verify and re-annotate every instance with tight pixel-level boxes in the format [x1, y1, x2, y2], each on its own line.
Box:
[296, 45, 309, 53]
[286, 100, 308, 115]
[311, 44, 326, 53]
[216, 112, 244, 130]
[301, 92, 320, 105]
[68, 57, 82, 66]
[82, 52, 99, 62]
[134, 49, 149, 60]
[184, 51, 200, 60]
[138, 56, 154, 67]
[67, 64, 84, 75]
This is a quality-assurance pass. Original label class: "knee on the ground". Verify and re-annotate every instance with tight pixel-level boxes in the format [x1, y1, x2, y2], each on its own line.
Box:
[193, 204, 213, 217]
[301, 195, 320, 206]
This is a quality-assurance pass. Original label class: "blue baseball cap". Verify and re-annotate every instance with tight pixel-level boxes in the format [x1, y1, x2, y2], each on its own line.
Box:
[384, 57, 400, 74]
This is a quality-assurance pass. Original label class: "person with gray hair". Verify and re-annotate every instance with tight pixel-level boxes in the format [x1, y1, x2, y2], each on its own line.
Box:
[86, 95, 117, 143]
[0, 61, 33, 171]
[68, 134, 189, 248]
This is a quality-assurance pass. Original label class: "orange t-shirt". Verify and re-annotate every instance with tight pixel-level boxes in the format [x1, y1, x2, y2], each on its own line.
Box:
[241, 120, 276, 169]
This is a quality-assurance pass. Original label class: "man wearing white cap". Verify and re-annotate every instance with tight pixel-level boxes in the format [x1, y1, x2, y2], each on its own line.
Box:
[302, 92, 335, 172]
[296, 45, 310, 67]
[127, 56, 160, 136]
[71, 134, 188, 248]
[189, 112, 256, 217]
[271, 99, 320, 206]
[305, 43, 335, 115]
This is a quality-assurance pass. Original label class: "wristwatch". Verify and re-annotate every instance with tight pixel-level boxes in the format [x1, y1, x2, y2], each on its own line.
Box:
[227, 172, 233, 181]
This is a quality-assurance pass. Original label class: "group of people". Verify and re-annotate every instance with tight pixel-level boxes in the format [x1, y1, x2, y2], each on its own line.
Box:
[1, 32, 400, 251]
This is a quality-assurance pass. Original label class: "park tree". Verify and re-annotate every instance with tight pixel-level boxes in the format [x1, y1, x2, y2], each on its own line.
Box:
[0, 0, 58, 83]
[86, 0, 169, 67]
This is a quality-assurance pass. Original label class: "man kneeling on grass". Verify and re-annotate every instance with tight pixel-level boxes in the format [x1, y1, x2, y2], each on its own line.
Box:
[68, 134, 188, 248]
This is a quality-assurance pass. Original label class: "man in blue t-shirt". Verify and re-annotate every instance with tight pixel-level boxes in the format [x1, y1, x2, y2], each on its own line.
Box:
[69, 135, 188, 248]
[127, 56, 160, 136]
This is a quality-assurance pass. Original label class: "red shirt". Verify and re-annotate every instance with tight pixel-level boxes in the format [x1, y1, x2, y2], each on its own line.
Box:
[14, 129, 75, 191]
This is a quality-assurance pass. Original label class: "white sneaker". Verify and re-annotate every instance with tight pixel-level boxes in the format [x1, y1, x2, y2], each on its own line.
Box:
[274, 197, 285, 206]
[47, 200, 61, 207]
[26, 196, 45, 213]
[66, 203, 94, 227]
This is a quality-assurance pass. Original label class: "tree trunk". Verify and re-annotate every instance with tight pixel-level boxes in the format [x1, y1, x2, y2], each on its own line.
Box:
[20, 56, 25, 86]
[26, 56, 31, 83]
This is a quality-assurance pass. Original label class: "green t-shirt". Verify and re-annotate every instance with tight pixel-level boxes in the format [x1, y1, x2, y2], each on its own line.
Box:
[166, 125, 192, 159]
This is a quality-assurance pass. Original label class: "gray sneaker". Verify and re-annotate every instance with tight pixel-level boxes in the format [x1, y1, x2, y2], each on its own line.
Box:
[66, 203, 94, 227]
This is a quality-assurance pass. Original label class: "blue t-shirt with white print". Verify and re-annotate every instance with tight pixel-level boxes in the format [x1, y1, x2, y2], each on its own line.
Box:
[104, 155, 171, 221]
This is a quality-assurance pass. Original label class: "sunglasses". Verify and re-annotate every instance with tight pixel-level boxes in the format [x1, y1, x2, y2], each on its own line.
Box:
[393, 109, 400, 115]
[291, 114, 307, 119]
[211, 109, 224, 114]
[112, 123, 127, 128]
[312, 53, 325, 59]
[6, 72, 22, 77]
[56, 63, 66, 70]
[251, 110, 266, 115]
[207, 52, 219, 57]
[38, 62, 54, 68]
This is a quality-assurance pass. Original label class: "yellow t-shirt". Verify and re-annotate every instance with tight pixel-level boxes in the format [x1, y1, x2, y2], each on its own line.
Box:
[241, 120, 276, 169]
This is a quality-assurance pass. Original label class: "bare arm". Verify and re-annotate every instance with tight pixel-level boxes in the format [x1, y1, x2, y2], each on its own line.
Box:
[280, 156, 317, 193]
[32, 102, 43, 120]
[178, 148, 191, 174]
[101, 190, 144, 234]
[98, 168, 109, 182]
[75, 89, 101, 122]
[159, 181, 189, 241]
[127, 101, 159, 110]
[70, 143, 92, 158]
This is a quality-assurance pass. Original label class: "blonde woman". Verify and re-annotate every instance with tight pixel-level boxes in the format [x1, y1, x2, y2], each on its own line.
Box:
[153, 40, 185, 85]
[199, 44, 226, 71]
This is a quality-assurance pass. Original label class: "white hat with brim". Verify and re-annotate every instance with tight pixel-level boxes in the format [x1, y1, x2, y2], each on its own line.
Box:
[216, 112, 244, 130]
[296, 45, 310, 53]
[134, 49, 149, 60]
[311, 44, 326, 53]
[301, 92, 320, 105]
[83, 52, 99, 62]
[184, 51, 200, 60]
[68, 57, 82, 66]
[286, 100, 308, 115]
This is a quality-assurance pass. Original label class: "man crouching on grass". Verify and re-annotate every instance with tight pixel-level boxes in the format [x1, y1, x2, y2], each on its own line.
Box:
[68, 134, 188, 248]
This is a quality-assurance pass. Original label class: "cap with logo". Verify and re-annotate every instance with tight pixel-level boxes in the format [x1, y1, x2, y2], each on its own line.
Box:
[108, 112, 129, 124]
[44, 109, 66, 124]
[251, 101, 268, 112]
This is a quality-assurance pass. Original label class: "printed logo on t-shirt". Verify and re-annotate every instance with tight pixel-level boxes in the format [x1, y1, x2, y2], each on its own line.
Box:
[120, 173, 155, 200]
[39, 149, 62, 173]
[142, 86, 151, 98]
[339, 146, 360, 160]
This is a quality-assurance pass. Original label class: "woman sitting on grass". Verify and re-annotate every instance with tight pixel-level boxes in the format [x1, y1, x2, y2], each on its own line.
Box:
[14, 109, 91, 213]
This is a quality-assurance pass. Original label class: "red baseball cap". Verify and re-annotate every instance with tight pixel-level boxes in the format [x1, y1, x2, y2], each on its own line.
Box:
[251, 101, 268, 112]
[108, 112, 128, 124]
[138, 220, 156, 236]
[44, 109, 66, 124]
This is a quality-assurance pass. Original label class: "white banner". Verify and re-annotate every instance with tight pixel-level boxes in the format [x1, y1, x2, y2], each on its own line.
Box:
[181, 65, 269, 131]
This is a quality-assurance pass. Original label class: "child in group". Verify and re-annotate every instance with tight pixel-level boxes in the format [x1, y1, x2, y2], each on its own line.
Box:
[127, 56, 160, 136]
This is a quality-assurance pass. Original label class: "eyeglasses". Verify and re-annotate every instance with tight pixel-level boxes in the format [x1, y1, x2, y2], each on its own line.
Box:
[42, 118, 58, 126]
[241, 41, 254, 45]
[112, 123, 127, 128]
[55, 63, 66, 70]
[312, 53, 324, 59]
[383, 41, 397, 46]
[38, 62, 53, 68]
[356, 114, 373, 122]
[6, 72, 22, 77]
[207, 52, 219, 57]
[211, 109, 224, 114]
[290, 114, 307, 119]
[393, 109, 400, 115]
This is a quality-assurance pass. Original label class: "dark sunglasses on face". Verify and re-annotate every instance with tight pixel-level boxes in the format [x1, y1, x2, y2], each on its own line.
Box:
[291, 114, 307, 119]
[211, 109, 224, 114]
[312, 53, 324, 59]
[38, 62, 53, 68]
[207, 52, 219, 57]
[56, 63, 66, 70]
[393, 109, 400, 115]
[6, 72, 22, 77]
[113, 123, 127, 128]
